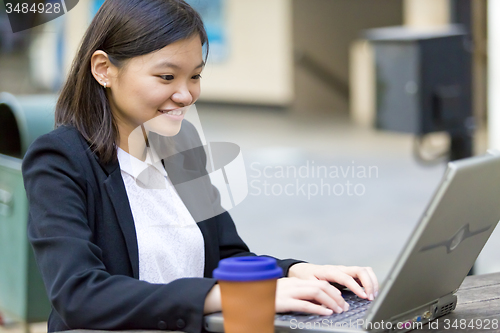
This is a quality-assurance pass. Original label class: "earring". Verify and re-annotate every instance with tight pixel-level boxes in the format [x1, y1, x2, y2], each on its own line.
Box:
[103, 82, 107, 88]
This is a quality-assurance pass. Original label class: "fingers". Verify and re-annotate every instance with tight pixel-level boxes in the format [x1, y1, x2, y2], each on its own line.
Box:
[366, 267, 379, 297]
[276, 278, 349, 315]
[346, 267, 375, 301]
[276, 263, 379, 314]
[322, 266, 379, 301]
[283, 299, 334, 316]
[331, 270, 369, 300]
[301, 281, 348, 314]
[352, 266, 378, 300]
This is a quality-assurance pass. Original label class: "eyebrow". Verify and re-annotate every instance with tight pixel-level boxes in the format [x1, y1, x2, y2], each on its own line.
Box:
[153, 60, 205, 70]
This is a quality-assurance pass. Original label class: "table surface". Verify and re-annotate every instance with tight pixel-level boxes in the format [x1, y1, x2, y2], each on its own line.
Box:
[62, 272, 500, 333]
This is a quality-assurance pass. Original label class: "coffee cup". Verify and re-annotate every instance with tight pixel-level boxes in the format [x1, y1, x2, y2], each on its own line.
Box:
[213, 257, 282, 333]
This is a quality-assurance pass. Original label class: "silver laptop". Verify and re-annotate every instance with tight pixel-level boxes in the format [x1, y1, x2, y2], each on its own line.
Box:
[204, 151, 500, 333]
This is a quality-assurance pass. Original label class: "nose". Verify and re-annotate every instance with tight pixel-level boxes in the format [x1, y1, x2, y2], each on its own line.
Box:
[171, 83, 193, 107]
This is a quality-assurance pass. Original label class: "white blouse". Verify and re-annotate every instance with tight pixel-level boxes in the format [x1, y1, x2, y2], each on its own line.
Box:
[117, 146, 205, 284]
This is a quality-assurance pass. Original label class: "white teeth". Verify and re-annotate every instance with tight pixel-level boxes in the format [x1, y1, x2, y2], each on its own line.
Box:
[165, 110, 182, 116]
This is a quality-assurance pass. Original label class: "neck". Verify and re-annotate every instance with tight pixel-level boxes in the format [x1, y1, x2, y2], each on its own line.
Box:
[118, 124, 149, 162]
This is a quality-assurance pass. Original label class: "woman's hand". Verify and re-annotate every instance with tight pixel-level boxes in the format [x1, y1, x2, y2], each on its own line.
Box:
[205, 277, 351, 316]
[288, 263, 379, 302]
[204, 284, 222, 314]
[275, 277, 348, 315]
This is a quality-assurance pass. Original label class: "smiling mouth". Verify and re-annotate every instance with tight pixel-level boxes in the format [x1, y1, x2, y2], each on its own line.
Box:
[159, 109, 183, 115]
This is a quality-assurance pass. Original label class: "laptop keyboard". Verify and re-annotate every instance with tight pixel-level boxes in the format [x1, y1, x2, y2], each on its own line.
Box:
[275, 291, 371, 325]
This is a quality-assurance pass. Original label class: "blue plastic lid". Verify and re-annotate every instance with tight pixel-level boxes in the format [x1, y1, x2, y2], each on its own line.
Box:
[213, 257, 283, 281]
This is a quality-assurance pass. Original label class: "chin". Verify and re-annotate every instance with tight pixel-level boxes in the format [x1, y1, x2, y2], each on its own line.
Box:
[144, 114, 183, 137]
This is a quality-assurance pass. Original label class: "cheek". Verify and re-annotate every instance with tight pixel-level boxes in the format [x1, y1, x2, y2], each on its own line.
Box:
[149, 86, 174, 105]
[191, 83, 201, 101]
[129, 79, 171, 108]
[115, 77, 150, 105]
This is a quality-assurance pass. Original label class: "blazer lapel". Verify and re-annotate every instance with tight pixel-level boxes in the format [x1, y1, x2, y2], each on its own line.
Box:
[102, 161, 140, 279]
[78, 129, 140, 279]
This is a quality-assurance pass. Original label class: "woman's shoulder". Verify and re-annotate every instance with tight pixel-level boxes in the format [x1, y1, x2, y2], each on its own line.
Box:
[22, 124, 93, 174]
[27, 124, 87, 154]
[42, 124, 83, 141]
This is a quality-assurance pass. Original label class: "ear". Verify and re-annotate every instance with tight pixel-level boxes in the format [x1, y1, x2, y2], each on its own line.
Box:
[91, 50, 114, 88]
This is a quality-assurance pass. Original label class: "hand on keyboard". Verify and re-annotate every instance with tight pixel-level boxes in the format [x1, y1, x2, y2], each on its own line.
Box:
[287, 263, 379, 301]
[275, 277, 349, 316]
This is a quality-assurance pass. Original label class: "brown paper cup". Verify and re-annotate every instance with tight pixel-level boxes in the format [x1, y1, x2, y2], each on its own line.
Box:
[219, 279, 277, 333]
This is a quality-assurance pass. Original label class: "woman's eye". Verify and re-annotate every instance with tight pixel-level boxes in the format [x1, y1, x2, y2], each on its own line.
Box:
[160, 75, 174, 81]
[192, 74, 202, 80]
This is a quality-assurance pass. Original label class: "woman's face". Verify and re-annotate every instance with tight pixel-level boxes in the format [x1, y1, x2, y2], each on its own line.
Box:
[105, 35, 204, 142]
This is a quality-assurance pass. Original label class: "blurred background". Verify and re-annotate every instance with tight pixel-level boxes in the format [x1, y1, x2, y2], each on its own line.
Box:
[1, 0, 499, 331]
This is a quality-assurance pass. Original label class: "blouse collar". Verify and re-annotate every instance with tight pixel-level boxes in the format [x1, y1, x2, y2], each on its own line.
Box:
[117, 145, 168, 180]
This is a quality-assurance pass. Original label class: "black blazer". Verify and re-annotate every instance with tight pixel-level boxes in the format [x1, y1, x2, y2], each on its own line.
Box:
[22, 121, 302, 333]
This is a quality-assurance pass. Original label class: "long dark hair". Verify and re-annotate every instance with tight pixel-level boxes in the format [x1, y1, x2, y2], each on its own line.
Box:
[55, 0, 208, 164]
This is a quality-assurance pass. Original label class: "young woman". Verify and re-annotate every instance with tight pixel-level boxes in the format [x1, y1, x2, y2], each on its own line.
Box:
[22, 1, 378, 332]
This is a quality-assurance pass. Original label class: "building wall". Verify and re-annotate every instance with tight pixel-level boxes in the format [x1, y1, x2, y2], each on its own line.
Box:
[292, 0, 403, 115]
[199, 0, 294, 106]
[403, 0, 451, 27]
